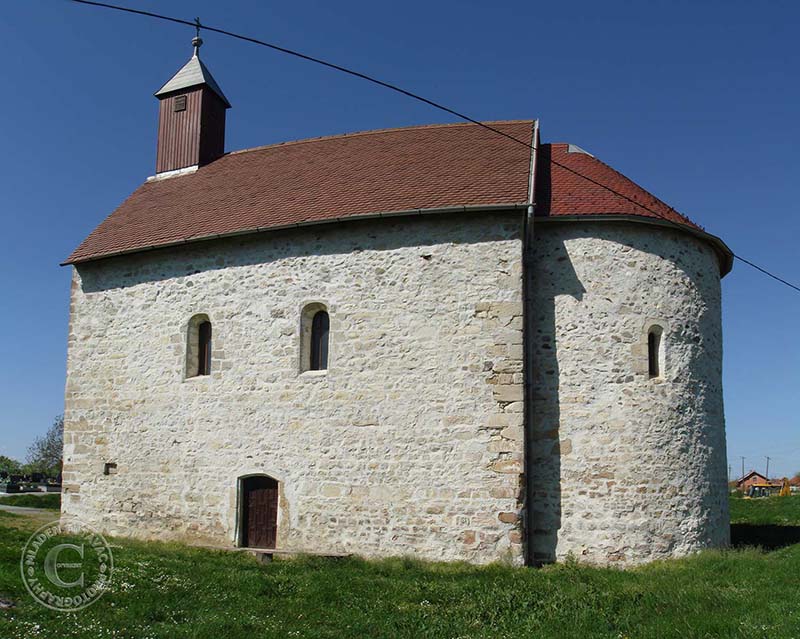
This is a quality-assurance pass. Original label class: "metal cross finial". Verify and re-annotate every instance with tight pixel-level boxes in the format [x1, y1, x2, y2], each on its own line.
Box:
[192, 17, 203, 57]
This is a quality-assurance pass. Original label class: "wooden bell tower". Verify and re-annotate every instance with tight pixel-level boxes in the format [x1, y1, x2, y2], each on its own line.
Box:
[154, 36, 231, 174]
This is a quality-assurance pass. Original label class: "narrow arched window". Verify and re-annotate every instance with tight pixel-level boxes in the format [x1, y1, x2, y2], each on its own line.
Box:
[186, 314, 212, 378]
[648, 326, 662, 378]
[198, 321, 212, 376]
[300, 303, 330, 373]
[310, 311, 329, 371]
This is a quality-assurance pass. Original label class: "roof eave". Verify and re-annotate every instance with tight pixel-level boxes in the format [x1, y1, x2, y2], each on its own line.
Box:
[62, 207, 734, 275]
[61, 202, 530, 266]
[154, 82, 231, 108]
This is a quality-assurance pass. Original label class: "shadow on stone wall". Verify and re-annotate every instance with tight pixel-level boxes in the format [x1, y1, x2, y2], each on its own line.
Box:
[76, 213, 521, 294]
[526, 235, 585, 565]
[730, 524, 800, 551]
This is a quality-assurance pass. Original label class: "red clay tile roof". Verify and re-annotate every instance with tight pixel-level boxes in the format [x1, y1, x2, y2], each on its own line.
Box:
[536, 143, 701, 229]
[65, 120, 726, 266]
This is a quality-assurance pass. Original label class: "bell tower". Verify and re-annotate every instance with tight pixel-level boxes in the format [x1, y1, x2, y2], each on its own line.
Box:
[154, 36, 231, 174]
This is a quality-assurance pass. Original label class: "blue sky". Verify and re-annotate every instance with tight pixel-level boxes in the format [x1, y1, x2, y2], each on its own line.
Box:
[1, 0, 798, 478]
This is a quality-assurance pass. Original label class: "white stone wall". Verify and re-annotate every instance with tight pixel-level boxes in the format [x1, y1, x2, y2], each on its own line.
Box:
[62, 214, 527, 564]
[528, 221, 729, 565]
[63, 213, 729, 566]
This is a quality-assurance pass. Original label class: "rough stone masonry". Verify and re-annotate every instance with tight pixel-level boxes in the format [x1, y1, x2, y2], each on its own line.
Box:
[63, 214, 527, 564]
[62, 211, 729, 566]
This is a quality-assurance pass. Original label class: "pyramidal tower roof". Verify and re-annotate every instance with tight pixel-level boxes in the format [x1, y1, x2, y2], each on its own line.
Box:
[155, 37, 231, 107]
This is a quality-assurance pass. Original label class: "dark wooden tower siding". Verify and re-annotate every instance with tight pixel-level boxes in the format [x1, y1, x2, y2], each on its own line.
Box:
[156, 87, 227, 173]
[153, 38, 231, 174]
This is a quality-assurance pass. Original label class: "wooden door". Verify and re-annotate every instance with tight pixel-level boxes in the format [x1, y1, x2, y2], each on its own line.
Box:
[242, 476, 278, 548]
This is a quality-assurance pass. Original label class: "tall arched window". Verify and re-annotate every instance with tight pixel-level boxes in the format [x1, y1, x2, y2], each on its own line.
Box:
[300, 303, 330, 373]
[186, 314, 212, 378]
[647, 326, 663, 378]
[310, 310, 329, 371]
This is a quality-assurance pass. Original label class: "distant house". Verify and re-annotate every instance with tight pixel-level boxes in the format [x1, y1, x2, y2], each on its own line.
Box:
[736, 470, 779, 491]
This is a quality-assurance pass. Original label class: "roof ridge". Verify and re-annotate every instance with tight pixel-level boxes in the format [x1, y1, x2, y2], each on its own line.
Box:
[226, 119, 534, 158]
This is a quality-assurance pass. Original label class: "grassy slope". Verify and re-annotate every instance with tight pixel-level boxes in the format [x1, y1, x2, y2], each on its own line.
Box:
[0, 493, 60, 509]
[1, 512, 800, 639]
[729, 493, 800, 526]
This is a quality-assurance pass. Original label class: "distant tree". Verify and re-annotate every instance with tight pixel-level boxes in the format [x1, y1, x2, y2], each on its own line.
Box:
[26, 415, 64, 478]
[20, 462, 40, 477]
[0, 455, 22, 475]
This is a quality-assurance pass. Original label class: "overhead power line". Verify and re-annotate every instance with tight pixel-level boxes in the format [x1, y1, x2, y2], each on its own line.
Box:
[67, 0, 800, 293]
[728, 255, 800, 293]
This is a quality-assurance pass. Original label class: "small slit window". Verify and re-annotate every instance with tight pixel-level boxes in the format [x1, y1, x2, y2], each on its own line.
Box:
[103, 462, 117, 476]
[310, 311, 330, 371]
[174, 94, 187, 112]
[198, 321, 212, 376]
[300, 303, 330, 373]
[647, 326, 663, 378]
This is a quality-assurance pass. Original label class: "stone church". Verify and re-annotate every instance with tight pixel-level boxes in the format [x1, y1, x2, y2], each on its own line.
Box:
[62, 40, 731, 566]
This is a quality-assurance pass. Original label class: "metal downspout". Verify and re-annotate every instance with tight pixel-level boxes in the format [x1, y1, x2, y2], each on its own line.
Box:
[523, 119, 539, 565]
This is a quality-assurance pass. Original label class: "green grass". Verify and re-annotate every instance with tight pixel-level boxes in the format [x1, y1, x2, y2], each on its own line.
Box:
[0, 493, 60, 510]
[729, 493, 800, 526]
[1, 511, 800, 638]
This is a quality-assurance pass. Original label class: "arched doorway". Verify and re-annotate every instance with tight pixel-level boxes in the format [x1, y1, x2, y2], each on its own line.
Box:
[240, 475, 279, 548]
